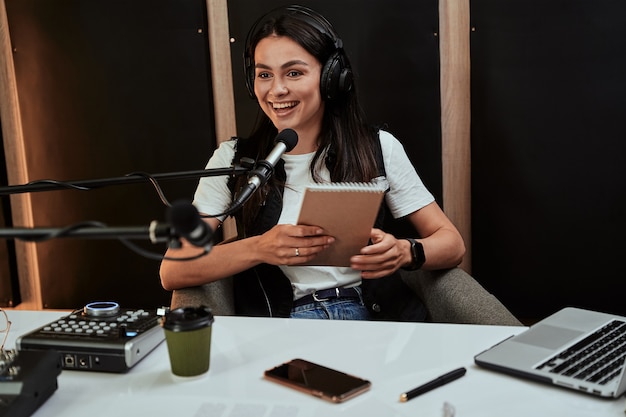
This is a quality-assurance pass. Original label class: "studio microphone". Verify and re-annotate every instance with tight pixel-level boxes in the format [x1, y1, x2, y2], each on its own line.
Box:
[167, 200, 214, 249]
[229, 128, 298, 212]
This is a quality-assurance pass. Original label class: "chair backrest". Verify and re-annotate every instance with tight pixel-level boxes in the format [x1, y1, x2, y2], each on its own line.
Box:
[399, 269, 522, 326]
[170, 277, 235, 316]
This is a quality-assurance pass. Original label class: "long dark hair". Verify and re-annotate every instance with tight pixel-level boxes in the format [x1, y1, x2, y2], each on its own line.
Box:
[233, 6, 379, 230]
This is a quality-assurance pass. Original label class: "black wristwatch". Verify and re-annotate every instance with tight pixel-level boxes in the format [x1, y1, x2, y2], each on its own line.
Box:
[402, 238, 425, 271]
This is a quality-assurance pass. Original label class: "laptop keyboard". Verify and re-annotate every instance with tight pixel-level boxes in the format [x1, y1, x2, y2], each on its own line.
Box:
[536, 320, 626, 385]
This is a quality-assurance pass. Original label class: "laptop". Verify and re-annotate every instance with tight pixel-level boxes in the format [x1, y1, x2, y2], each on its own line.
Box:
[474, 307, 626, 398]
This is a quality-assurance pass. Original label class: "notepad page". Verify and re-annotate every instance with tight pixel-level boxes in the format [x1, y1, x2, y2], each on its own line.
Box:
[296, 182, 386, 267]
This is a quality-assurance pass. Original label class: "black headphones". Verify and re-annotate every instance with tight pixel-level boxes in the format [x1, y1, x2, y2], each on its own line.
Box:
[243, 5, 353, 101]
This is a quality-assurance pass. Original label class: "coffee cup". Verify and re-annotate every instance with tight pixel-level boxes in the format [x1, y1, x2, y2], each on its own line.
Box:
[161, 306, 214, 377]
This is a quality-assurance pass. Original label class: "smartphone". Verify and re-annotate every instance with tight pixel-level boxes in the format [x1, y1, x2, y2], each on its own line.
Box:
[263, 358, 371, 403]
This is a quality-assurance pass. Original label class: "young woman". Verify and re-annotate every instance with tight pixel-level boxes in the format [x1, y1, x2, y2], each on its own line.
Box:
[160, 5, 465, 321]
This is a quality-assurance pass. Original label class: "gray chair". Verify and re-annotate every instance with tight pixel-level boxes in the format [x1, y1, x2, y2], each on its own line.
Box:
[170, 268, 522, 326]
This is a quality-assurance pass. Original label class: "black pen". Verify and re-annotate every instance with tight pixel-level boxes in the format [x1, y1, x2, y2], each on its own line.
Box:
[399, 367, 467, 402]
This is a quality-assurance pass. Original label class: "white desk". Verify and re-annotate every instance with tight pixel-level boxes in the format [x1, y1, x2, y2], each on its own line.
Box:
[4, 310, 625, 416]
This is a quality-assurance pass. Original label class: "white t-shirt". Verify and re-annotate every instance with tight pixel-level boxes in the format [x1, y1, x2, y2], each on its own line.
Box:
[193, 130, 434, 299]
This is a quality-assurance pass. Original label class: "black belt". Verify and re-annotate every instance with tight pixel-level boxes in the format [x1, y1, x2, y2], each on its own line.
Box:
[293, 286, 361, 307]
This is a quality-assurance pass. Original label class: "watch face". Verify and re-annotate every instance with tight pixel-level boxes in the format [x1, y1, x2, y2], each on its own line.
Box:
[404, 238, 425, 270]
[415, 241, 425, 264]
[408, 240, 416, 257]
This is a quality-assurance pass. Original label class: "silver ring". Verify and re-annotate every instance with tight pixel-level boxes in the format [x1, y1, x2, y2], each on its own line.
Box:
[295, 248, 300, 257]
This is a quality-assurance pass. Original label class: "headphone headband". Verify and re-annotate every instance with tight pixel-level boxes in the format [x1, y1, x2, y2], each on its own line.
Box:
[243, 5, 353, 101]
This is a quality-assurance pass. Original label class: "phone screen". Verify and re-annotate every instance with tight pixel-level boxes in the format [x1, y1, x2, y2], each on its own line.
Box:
[264, 359, 371, 403]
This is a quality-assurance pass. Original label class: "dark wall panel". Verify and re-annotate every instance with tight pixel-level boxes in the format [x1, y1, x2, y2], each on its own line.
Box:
[471, 0, 626, 320]
[4, 0, 216, 308]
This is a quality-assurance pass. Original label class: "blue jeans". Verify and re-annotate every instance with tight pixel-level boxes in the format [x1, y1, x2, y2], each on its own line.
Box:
[290, 288, 370, 320]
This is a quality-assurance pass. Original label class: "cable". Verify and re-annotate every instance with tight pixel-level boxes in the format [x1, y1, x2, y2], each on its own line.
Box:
[125, 171, 172, 207]
[25, 179, 91, 191]
[21, 173, 215, 260]
[18, 221, 108, 242]
[25, 171, 175, 207]
[118, 238, 210, 262]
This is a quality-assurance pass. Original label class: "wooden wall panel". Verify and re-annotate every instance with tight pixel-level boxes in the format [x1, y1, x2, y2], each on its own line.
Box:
[439, 0, 471, 272]
[1, 0, 217, 309]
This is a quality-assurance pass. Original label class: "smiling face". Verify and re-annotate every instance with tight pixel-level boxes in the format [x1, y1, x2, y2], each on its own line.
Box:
[253, 35, 325, 152]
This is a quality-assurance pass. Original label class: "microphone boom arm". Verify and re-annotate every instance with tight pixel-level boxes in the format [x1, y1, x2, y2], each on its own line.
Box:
[0, 222, 173, 243]
[0, 166, 251, 196]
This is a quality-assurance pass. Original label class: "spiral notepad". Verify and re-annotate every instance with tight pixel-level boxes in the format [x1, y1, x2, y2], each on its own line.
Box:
[296, 182, 386, 266]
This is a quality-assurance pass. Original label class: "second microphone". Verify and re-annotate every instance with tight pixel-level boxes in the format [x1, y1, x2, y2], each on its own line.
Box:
[228, 128, 298, 213]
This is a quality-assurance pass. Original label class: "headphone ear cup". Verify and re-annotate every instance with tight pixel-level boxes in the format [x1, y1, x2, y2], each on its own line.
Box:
[320, 52, 353, 101]
[338, 65, 353, 96]
[245, 59, 256, 99]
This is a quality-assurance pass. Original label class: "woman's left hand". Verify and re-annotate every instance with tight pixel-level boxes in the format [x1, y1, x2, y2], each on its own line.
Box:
[349, 228, 407, 279]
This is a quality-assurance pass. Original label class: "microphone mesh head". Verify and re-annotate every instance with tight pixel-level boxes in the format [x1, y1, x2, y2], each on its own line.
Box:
[167, 200, 200, 234]
[276, 128, 298, 151]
